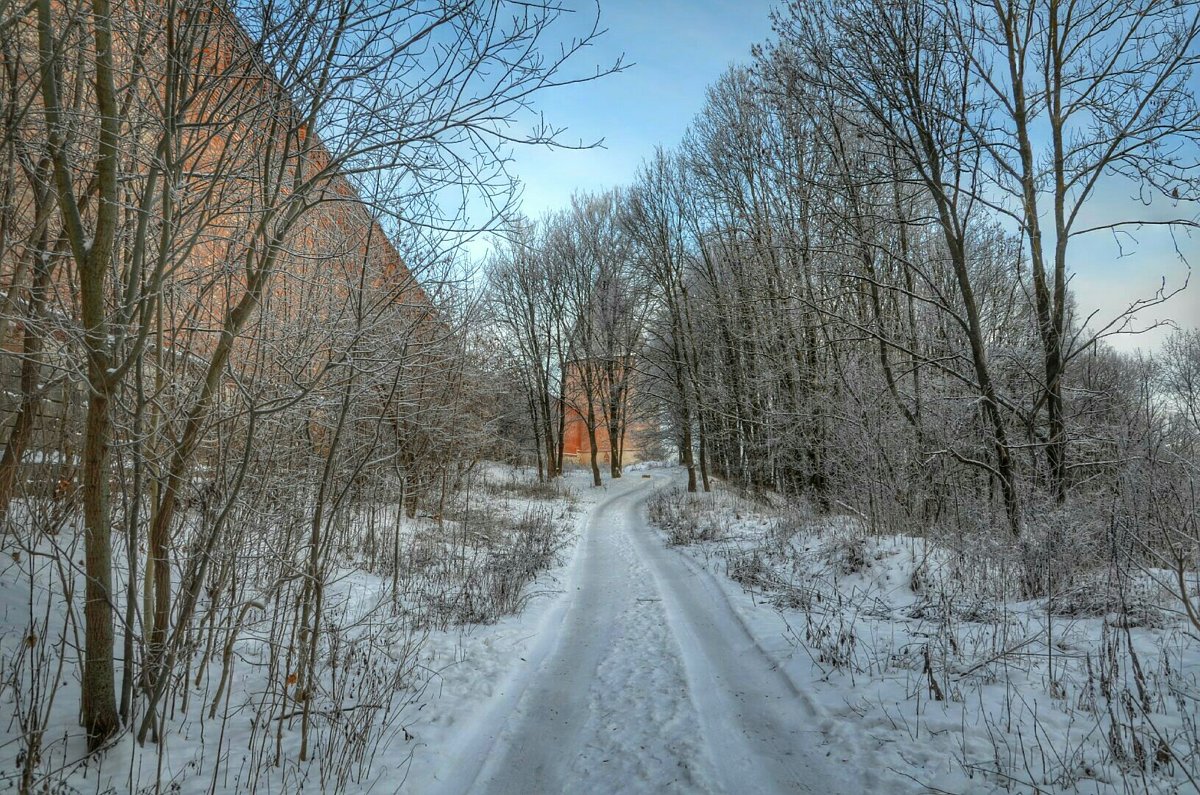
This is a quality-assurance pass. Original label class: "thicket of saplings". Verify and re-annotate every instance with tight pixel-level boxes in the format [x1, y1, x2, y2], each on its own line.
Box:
[1, 384, 576, 793]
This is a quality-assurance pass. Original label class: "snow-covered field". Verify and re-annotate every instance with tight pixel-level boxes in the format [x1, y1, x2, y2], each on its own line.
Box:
[0, 465, 590, 794]
[646, 475, 1200, 794]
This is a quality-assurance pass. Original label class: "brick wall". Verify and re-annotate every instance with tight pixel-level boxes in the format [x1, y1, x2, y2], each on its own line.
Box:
[0, 0, 427, 481]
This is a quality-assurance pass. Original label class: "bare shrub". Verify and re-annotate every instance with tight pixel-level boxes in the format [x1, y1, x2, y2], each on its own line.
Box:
[469, 509, 567, 621]
[826, 532, 869, 576]
[726, 548, 773, 589]
[481, 473, 574, 502]
[401, 503, 573, 630]
[648, 486, 724, 545]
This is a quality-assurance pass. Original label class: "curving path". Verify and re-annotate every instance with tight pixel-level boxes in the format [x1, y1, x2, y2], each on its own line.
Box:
[433, 474, 859, 795]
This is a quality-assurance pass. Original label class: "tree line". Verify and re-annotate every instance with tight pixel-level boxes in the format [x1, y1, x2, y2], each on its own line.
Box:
[488, 0, 1200, 602]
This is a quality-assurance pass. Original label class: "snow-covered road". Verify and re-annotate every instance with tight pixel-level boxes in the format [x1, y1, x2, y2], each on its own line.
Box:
[434, 474, 860, 795]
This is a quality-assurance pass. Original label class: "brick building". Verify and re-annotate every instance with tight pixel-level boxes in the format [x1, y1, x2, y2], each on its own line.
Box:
[559, 356, 650, 470]
[0, 0, 429, 490]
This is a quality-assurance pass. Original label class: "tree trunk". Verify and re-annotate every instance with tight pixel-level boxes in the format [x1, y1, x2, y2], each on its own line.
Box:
[529, 392, 545, 481]
[607, 415, 622, 479]
[540, 386, 557, 479]
[945, 231, 1022, 538]
[556, 388, 566, 476]
[681, 413, 696, 493]
[586, 396, 601, 487]
[81, 387, 119, 747]
[0, 260, 51, 523]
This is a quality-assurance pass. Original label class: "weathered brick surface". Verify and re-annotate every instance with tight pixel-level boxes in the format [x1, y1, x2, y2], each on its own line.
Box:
[0, 1, 425, 475]
[560, 358, 648, 466]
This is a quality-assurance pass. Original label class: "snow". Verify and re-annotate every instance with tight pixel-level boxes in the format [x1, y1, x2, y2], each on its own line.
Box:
[412, 472, 861, 794]
[0, 466, 589, 793]
[3, 465, 1193, 793]
[429, 476, 722, 793]
[643, 474, 1200, 794]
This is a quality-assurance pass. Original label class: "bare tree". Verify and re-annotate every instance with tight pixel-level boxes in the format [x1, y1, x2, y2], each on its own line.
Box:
[14, 0, 620, 751]
[574, 189, 649, 479]
[948, 0, 1200, 503]
[773, 0, 1025, 535]
[627, 150, 704, 491]
[488, 218, 570, 480]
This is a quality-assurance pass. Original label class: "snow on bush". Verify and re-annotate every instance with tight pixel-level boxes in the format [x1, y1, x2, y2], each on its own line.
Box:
[0, 465, 580, 794]
[648, 483, 1200, 793]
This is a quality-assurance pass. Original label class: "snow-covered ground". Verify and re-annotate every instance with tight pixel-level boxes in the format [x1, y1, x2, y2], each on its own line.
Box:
[6, 465, 1194, 793]
[409, 470, 863, 794]
[643, 473, 1200, 794]
[0, 465, 588, 794]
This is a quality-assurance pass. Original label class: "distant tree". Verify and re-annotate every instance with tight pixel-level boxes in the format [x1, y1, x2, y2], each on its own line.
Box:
[488, 218, 570, 481]
[573, 189, 649, 479]
[626, 149, 705, 491]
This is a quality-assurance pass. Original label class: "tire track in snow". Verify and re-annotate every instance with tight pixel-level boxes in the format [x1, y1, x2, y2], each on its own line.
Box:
[431, 477, 659, 794]
[625, 485, 869, 794]
[437, 474, 862, 795]
[564, 492, 719, 793]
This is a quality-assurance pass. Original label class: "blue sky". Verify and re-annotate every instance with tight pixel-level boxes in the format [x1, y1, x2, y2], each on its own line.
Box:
[507, 0, 774, 216]
[500, 0, 1196, 351]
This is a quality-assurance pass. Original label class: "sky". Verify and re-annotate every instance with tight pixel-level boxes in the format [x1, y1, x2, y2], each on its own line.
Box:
[495, 0, 1197, 352]
[504, 0, 774, 217]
